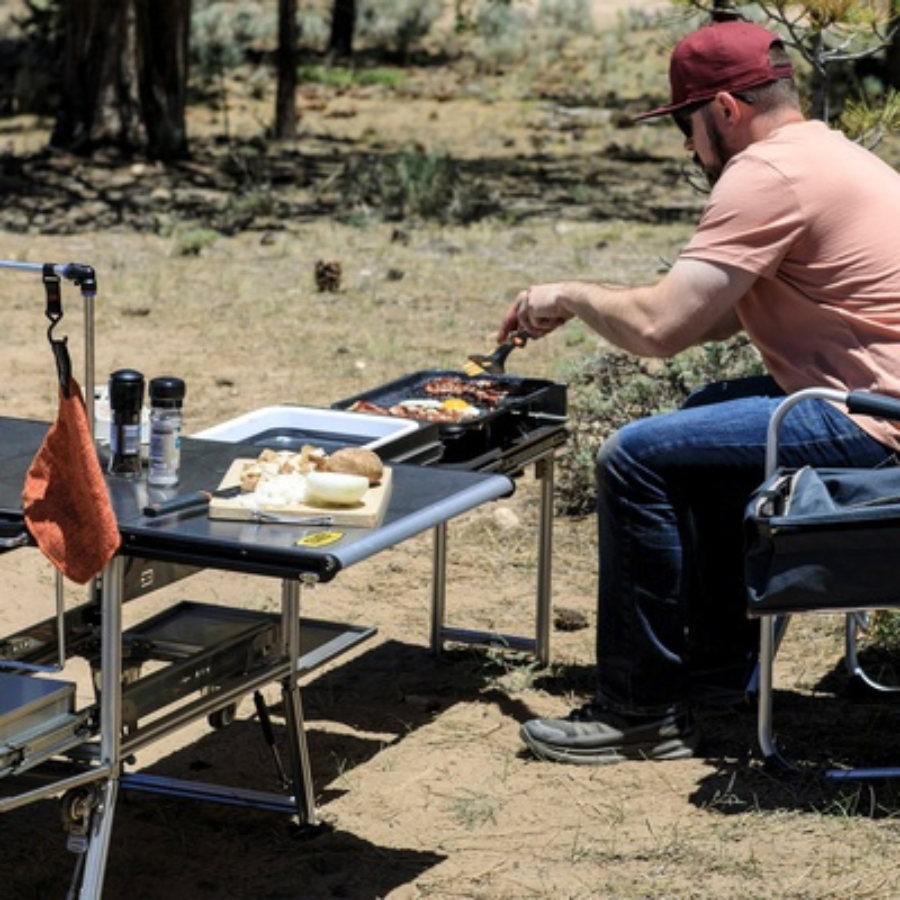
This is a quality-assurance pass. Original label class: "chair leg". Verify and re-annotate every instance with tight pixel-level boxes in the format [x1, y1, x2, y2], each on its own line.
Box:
[827, 612, 900, 779]
[746, 614, 790, 697]
[757, 611, 900, 780]
[756, 614, 795, 771]
[845, 612, 900, 694]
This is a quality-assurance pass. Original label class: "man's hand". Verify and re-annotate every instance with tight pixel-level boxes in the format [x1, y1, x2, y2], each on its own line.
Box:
[498, 259, 753, 357]
[499, 285, 574, 342]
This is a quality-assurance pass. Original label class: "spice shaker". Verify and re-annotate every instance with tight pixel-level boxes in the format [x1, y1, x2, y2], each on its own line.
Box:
[108, 369, 145, 477]
[148, 376, 185, 487]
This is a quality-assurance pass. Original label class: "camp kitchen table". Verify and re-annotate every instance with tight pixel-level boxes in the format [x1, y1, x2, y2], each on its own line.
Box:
[0, 416, 513, 899]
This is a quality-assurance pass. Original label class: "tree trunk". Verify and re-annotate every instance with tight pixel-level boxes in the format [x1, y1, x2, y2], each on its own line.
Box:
[887, 1, 900, 90]
[710, 1, 741, 22]
[275, 0, 298, 139]
[136, 0, 190, 159]
[52, 0, 190, 160]
[329, 0, 356, 58]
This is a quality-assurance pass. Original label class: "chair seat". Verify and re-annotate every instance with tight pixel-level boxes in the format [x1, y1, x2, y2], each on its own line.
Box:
[747, 466, 900, 616]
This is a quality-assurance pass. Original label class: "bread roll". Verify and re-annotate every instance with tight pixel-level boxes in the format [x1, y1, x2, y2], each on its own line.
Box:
[324, 447, 384, 485]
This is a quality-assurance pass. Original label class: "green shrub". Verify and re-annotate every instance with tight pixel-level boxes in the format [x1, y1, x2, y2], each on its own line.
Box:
[337, 146, 496, 223]
[191, 2, 276, 80]
[299, 65, 406, 91]
[172, 227, 220, 256]
[468, 0, 531, 72]
[555, 337, 764, 516]
[357, 0, 444, 60]
[536, 0, 594, 32]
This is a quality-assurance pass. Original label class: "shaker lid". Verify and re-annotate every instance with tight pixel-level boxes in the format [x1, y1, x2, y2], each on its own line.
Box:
[109, 369, 145, 410]
[149, 376, 186, 405]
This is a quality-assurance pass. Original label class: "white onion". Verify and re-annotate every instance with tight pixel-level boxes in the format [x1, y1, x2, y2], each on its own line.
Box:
[253, 472, 308, 507]
[305, 471, 369, 506]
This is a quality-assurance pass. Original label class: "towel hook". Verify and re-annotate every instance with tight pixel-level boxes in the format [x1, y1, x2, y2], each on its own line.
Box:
[42, 263, 72, 396]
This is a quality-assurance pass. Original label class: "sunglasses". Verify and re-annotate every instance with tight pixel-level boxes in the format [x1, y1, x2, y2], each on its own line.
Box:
[673, 100, 711, 139]
[673, 92, 757, 139]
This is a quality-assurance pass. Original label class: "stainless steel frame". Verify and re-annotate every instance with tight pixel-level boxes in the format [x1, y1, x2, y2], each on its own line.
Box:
[430, 447, 556, 665]
[756, 387, 900, 778]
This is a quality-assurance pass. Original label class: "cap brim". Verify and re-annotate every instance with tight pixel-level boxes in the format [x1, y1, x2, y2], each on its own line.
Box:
[632, 104, 680, 123]
[632, 99, 698, 124]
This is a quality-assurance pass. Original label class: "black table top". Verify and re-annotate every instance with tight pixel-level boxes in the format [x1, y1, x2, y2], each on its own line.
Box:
[0, 416, 514, 582]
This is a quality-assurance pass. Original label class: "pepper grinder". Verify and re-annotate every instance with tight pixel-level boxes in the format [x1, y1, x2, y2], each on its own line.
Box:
[108, 369, 145, 478]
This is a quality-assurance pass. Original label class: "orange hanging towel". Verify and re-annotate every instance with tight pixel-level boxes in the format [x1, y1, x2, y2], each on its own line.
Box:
[23, 377, 121, 584]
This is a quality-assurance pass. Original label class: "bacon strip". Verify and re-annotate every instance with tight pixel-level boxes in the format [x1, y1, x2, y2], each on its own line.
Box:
[350, 399, 479, 423]
[422, 377, 508, 406]
[348, 377, 515, 424]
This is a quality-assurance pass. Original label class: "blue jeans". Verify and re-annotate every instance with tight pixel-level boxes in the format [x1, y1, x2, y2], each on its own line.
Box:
[594, 377, 897, 715]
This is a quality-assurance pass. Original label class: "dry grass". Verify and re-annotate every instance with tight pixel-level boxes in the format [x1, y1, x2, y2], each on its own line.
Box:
[1, 4, 900, 899]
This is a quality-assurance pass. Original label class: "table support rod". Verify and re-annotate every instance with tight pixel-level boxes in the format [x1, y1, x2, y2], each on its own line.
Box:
[77, 555, 124, 900]
[281, 577, 318, 826]
[0, 764, 113, 815]
[429, 522, 448, 654]
[430, 450, 555, 666]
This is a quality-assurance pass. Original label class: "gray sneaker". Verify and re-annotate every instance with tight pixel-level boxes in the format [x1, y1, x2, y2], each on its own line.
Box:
[520, 703, 698, 765]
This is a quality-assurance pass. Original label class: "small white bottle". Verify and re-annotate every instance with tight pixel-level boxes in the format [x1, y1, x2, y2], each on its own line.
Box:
[148, 376, 186, 487]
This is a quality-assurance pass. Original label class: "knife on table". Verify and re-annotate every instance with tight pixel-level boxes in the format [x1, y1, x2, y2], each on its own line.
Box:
[142, 485, 242, 518]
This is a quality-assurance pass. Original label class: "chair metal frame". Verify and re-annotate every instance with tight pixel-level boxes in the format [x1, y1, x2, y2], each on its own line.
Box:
[754, 387, 900, 779]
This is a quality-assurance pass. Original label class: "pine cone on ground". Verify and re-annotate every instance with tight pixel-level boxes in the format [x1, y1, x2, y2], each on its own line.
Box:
[315, 259, 342, 292]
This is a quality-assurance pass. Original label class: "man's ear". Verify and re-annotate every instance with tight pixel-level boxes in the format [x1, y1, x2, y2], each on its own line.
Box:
[715, 92, 741, 125]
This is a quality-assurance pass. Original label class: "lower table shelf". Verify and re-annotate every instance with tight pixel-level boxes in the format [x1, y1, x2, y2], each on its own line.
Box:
[0, 600, 377, 783]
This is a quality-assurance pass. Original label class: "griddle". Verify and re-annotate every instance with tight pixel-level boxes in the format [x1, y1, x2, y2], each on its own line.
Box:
[333, 369, 567, 467]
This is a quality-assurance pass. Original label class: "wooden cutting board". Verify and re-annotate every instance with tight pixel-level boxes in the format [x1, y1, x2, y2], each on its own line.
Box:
[208, 458, 393, 528]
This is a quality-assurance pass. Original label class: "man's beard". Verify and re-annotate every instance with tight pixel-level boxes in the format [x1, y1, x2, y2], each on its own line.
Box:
[697, 109, 734, 188]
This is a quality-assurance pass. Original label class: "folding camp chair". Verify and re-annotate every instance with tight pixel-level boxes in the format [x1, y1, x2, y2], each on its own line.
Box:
[745, 387, 900, 779]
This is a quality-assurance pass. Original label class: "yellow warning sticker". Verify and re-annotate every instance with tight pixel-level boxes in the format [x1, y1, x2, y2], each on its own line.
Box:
[296, 530, 344, 548]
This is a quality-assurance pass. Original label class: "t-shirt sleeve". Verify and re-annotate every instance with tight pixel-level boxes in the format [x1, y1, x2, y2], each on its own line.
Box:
[680, 155, 804, 279]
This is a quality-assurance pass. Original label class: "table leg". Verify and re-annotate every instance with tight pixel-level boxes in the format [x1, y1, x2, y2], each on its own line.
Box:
[430, 452, 555, 665]
[429, 522, 448, 655]
[77, 555, 124, 899]
[75, 778, 119, 899]
[281, 578, 318, 826]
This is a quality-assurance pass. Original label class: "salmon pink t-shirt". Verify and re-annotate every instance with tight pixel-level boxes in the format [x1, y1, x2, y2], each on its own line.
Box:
[681, 120, 900, 449]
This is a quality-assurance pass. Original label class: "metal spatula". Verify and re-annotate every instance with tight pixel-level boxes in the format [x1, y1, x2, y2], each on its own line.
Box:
[464, 331, 529, 376]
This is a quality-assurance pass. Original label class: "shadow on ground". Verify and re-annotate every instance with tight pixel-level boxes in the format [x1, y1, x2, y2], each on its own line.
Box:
[0, 639, 541, 899]
[691, 657, 900, 820]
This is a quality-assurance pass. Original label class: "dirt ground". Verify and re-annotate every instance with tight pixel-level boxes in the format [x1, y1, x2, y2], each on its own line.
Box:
[2, 3, 900, 899]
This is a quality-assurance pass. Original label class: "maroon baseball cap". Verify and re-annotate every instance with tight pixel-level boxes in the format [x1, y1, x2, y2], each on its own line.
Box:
[635, 20, 793, 121]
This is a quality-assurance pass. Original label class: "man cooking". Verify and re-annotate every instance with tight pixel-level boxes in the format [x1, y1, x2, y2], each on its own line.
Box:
[499, 18, 900, 764]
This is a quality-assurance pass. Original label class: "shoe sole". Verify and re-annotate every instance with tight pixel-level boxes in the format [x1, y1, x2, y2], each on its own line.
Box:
[520, 725, 699, 765]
